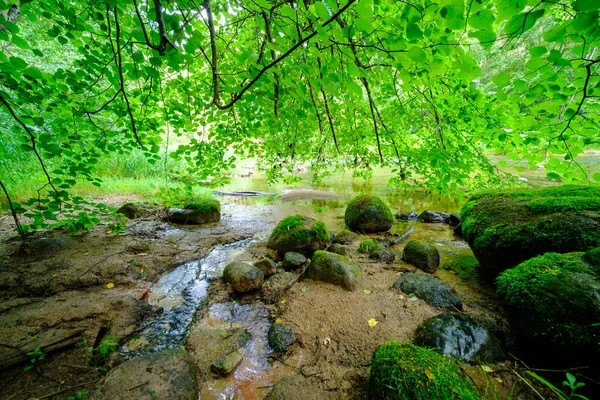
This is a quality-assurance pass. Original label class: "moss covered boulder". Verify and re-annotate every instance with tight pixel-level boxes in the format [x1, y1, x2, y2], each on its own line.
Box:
[166, 198, 221, 225]
[584, 246, 600, 266]
[307, 250, 362, 291]
[496, 252, 600, 356]
[267, 215, 330, 256]
[402, 240, 440, 273]
[368, 342, 479, 400]
[345, 195, 394, 233]
[414, 313, 506, 363]
[460, 185, 600, 279]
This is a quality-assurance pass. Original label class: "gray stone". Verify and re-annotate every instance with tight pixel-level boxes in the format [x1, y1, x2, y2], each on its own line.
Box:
[282, 252, 307, 271]
[395, 211, 418, 221]
[166, 208, 220, 225]
[449, 212, 461, 227]
[307, 251, 362, 291]
[262, 272, 298, 304]
[268, 323, 296, 353]
[329, 243, 351, 256]
[402, 240, 440, 273]
[393, 272, 462, 310]
[90, 349, 198, 400]
[222, 261, 264, 293]
[333, 230, 358, 245]
[254, 257, 278, 277]
[211, 350, 243, 376]
[417, 210, 450, 223]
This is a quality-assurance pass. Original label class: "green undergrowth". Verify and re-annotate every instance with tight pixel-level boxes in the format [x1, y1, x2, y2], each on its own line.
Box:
[367, 342, 480, 400]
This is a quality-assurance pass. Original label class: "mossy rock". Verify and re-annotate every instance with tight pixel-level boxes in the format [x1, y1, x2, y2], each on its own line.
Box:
[329, 243, 351, 256]
[166, 198, 221, 225]
[414, 313, 506, 363]
[460, 185, 600, 279]
[268, 323, 296, 353]
[267, 215, 330, 256]
[392, 273, 462, 310]
[254, 257, 277, 277]
[116, 202, 158, 219]
[333, 229, 359, 245]
[185, 198, 220, 214]
[402, 240, 440, 273]
[496, 252, 600, 357]
[345, 195, 394, 233]
[282, 252, 307, 271]
[441, 253, 482, 287]
[367, 342, 479, 400]
[307, 250, 362, 291]
[584, 246, 600, 266]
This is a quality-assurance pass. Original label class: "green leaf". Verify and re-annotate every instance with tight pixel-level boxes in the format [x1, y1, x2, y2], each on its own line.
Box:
[573, 0, 600, 11]
[408, 46, 427, 63]
[406, 23, 423, 41]
[11, 35, 30, 49]
[492, 72, 511, 88]
[593, 173, 600, 182]
[529, 46, 547, 57]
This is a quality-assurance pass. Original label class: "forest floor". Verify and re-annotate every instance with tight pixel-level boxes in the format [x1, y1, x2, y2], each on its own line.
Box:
[0, 193, 559, 399]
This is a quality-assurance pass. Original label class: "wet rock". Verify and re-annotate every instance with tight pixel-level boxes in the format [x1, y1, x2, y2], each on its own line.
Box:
[417, 210, 450, 223]
[370, 247, 396, 262]
[254, 257, 277, 277]
[222, 261, 264, 293]
[345, 195, 394, 233]
[268, 323, 296, 352]
[497, 252, 600, 357]
[307, 250, 362, 291]
[262, 272, 298, 304]
[395, 211, 418, 221]
[453, 223, 463, 237]
[368, 342, 479, 400]
[90, 349, 199, 400]
[414, 313, 505, 363]
[461, 186, 600, 279]
[166, 207, 220, 225]
[211, 350, 243, 376]
[333, 230, 358, 245]
[402, 240, 440, 273]
[329, 243, 351, 256]
[282, 252, 307, 271]
[393, 273, 462, 310]
[449, 212, 461, 226]
[116, 202, 157, 219]
[267, 375, 338, 400]
[267, 215, 330, 256]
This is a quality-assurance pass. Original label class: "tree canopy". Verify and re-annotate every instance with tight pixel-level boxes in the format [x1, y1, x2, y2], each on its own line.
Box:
[0, 0, 599, 233]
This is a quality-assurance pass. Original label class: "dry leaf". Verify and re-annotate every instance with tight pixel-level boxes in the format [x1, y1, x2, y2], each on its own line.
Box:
[368, 318, 378, 327]
[481, 365, 494, 373]
[275, 318, 282, 324]
[106, 282, 115, 289]
[323, 337, 331, 345]
[494, 377, 503, 383]
[367, 270, 375, 276]
[424, 369, 436, 380]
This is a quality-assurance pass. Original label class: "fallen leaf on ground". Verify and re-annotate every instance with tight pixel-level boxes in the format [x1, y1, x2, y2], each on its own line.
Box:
[368, 318, 378, 327]
[106, 282, 115, 289]
[481, 365, 494, 373]
[323, 337, 331, 345]
[363, 289, 372, 295]
[275, 318, 282, 324]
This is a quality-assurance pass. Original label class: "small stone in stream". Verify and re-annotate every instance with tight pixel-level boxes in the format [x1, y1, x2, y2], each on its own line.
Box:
[282, 252, 307, 271]
[254, 257, 278, 277]
[333, 230, 358, 245]
[329, 243, 351, 256]
[211, 350, 243, 376]
[89, 349, 198, 400]
[268, 323, 296, 353]
[393, 273, 462, 310]
[395, 211, 418, 221]
[165, 207, 220, 225]
[262, 272, 298, 304]
[418, 210, 450, 223]
[449, 213, 461, 227]
[369, 247, 396, 262]
[307, 250, 362, 291]
[222, 261, 264, 293]
[402, 240, 440, 273]
[414, 313, 506, 363]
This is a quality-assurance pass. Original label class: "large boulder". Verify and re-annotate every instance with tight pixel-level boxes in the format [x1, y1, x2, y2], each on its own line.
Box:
[344, 195, 394, 233]
[222, 261, 264, 293]
[392, 273, 462, 310]
[267, 215, 330, 256]
[496, 252, 600, 357]
[268, 323, 296, 353]
[307, 251, 362, 291]
[90, 349, 199, 400]
[414, 313, 506, 363]
[402, 240, 440, 273]
[461, 185, 600, 279]
[368, 342, 479, 400]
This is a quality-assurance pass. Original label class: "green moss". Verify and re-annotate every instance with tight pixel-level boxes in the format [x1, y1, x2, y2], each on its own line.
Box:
[345, 195, 394, 233]
[368, 342, 479, 400]
[496, 252, 600, 353]
[185, 198, 220, 213]
[441, 253, 482, 286]
[584, 247, 600, 266]
[359, 239, 376, 254]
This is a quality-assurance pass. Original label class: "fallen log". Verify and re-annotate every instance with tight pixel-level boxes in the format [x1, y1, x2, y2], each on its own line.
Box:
[389, 224, 415, 246]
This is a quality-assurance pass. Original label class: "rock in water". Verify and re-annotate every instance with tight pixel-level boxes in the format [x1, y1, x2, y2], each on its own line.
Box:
[402, 240, 440, 273]
[254, 257, 278, 277]
[267, 215, 330, 256]
[268, 323, 296, 352]
[307, 250, 362, 291]
[460, 185, 600, 279]
[282, 252, 307, 271]
[414, 313, 505, 363]
[262, 272, 298, 304]
[395, 211, 418, 221]
[392, 273, 462, 310]
[222, 261, 264, 293]
[345, 195, 394, 233]
[211, 351, 243, 376]
[449, 212, 461, 226]
[496, 252, 600, 357]
[417, 210, 450, 223]
[90, 349, 199, 400]
[367, 342, 479, 400]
